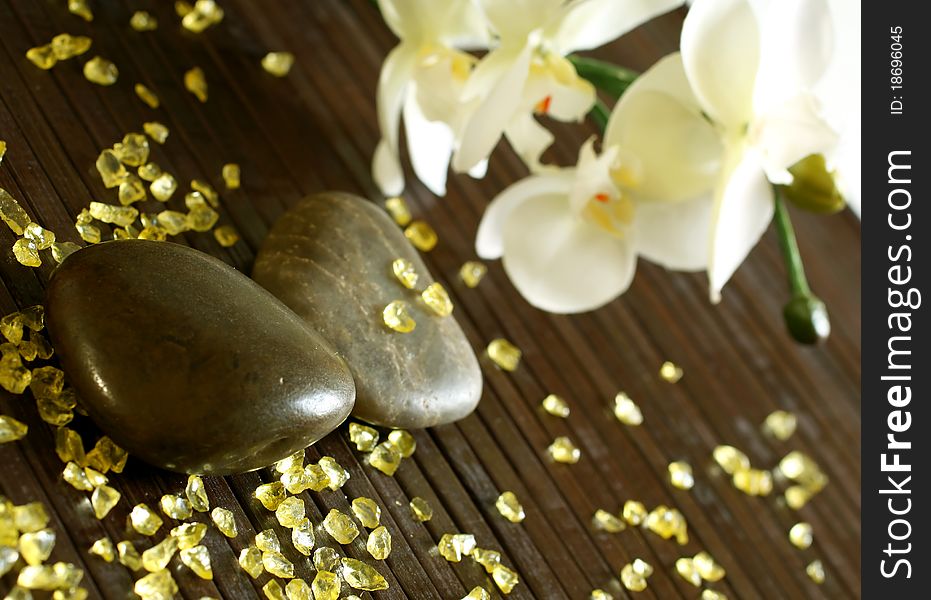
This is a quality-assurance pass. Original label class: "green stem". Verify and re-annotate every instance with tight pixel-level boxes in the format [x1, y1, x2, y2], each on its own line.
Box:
[568, 55, 639, 99]
[589, 98, 611, 133]
[773, 193, 811, 297]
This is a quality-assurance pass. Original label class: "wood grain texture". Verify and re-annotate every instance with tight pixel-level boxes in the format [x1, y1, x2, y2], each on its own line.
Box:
[0, 1, 861, 598]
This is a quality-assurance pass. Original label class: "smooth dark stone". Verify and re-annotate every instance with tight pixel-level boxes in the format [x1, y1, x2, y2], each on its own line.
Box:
[252, 192, 482, 429]
[45, 240, 355, 475]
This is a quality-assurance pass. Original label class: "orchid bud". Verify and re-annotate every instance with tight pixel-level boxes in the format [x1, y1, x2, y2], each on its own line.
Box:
[780, 154, 845, 214]
[783, 294, 831, 345]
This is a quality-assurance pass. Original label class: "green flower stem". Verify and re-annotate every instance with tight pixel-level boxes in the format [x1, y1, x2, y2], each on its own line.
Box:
[568, 55, 639, 99]
[774, 191, 831, 344]
[589, 98, 611, 133]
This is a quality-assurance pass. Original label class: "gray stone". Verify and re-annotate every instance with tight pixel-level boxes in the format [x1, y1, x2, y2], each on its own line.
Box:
[45, 239, 355, 475]
[252, 192, 482, 428]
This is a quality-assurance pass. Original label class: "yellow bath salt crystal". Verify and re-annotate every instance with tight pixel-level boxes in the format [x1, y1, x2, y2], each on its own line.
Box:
[592, 509, 625, 533]
[349, 422, 379, 452]
[303, 463, 329, 491]
[19, 529, 55, 565]
[90, 485, 120, 519]
[88, 537, 115, 562]
[712, 445, 750, 475]
[182, 0, 225, 32]
[205, 508, 235, 539]
[496, 491, 525, 523]
[275, 496, 304, 528]
[129, 503, 163, 536]
[142, 536, 178, 572]
[314, 546, 340, 572]
[24, 223, 56, 249]
[83, 467, 107, 488]
[0, 353, 32, 393]
[702, 590, 728, 600]
[262, 549, 295, 578]
[259, 580, 285, 600]
[262, 52, 295, 77]
[391, 258, 418, 289]
[94, 150, 126, 189]
[488, 338, 521, 371]
[89, 202, 138, 228]
[659, 360, 683, 383]
[319, 456, 350, 490]
[463, 587, 491, 600]
[437, 533, 475, 562]
[184, 67, 208, 102]
[614, 392, 643, 425]
[763, 410, 797, 441]
[171, 522, 207, 549]
[620, 563, 647, 591]
[148, 173, 177, 203]
[384, 196, 411, 226]
[69, 0, 93, 21]
[784, 485, 813, 510]
[83, 56, 118, 85]
[459, 261, 487, 288]
[675, 557, 702, 586]
[404, 220, 437, 251]
[669, 461, 695, 490]
[292, 517, 315, 555]
[26, 45, 57, 69]
[789, 522, 813, 549]
[13, 239, 41, 267]
[134, 569, 178, 599]
[693, 551, 725, 582]
[0, 141, 5, 163]
[806, 559, 825, 584]
[548, 436, 580, 464]
[285, 578, 312, 600]
[312, 570, 340, 600]
[50, 34, 90, 60]
[778, 451, 826, 490]
[211, 224, 238, 247]
[238, 546, 263, 578]
[61, 462, 91, 490]
[369, 441, 402, 476]
[117, 540, 142, 571]
[644, 505, 688, 544]
[134, 83, 160, 109]
[422, 282, 453, 316]
[136, 163, 161, 182]
[89, 436, 127, 473]
[254, 481, 286, 511]
[280, 468, 309, 494]
[0, 314, 24, 345]
[273, 449, 304, 473]
[180, 475, 208, 513]
[187, 206, 219, 232]
[732, 468, 772, 496]
[366, 525, 391, 560]
[180, 545, 213, 579]
[15, 564, 54, 590]
[351, 497, 381, 529]
[492, 564, 519, 594]
[191, 179, 219, 207]
[341, 557, 389, 591]
[130, 11, 158, 31]
[589, 589, 613, 600]
[118, 177, 147, 206]
[186, 191, 208, 209]
[323, 509, 359, 545]
[388, 429, 416, 457]
[254, 529, 279, 554]
[175, 1, 194, 17]
[216, 164, 241, 191]
[0, 188, 32, 235]
[116, 133, 151, 167]
[409, 496, 432, 522]
[143, 121, 169, 144]
[472, 547, 501, 573]
[541, 394, 569, 418]
[383, 300, 415, 333]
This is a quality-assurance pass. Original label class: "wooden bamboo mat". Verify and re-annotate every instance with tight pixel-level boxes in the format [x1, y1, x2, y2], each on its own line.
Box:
[0, 1, 861, 598]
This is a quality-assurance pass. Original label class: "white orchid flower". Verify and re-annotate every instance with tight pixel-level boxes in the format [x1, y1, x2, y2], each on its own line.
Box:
[475, 136, 707, 313]
[373, 0, 490, 196]
[605, 0, 840, 302]
[451, 0, 683, 175]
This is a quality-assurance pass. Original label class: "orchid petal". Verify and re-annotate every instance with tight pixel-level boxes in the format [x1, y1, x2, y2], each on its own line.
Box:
[454, 43, 534, 172]
[504, 113, 555, 173]
[707, 149, 774, 302]
[605, 54, 721, 202]
[634, 194, 712, 271]
[501, 192, 637, 313]
[553, 0, 684, 53]
[681, 0, 760, 128]
[753, 92, 838, 183]
[753, 0, 833, 113]
[403, 91, 454, 196]
[476, 172, 573, 259]
[373, 139, 405, 196]
[376, 44, 417, 161]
